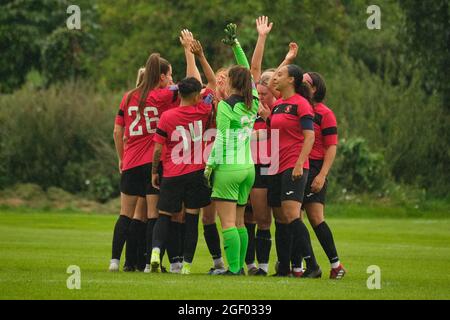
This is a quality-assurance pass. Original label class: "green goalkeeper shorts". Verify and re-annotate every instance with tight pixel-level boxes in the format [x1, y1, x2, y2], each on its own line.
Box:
[211, 166, 255, 206]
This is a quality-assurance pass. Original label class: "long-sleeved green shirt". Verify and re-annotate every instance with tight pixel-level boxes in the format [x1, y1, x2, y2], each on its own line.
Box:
[207, 42, 259, 171]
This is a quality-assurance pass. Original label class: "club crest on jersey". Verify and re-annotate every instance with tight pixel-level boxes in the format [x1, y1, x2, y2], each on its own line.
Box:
[284, 105, 292, 113]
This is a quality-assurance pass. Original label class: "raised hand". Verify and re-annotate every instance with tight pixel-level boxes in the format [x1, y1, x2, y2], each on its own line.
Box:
[222, 23, 237, 46]
[256, 16, 273, 36]
[179, 29, 195, 49]
[285, 42, 299, 62]
[190, 40, 204, 58]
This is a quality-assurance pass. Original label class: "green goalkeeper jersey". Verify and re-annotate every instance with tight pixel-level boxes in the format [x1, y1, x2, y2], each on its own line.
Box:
[207, 42, 259, 171]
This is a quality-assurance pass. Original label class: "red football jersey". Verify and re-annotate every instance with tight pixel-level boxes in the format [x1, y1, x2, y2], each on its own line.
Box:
[268, 94, 314, 173]
[310, 103, 338, 160]
[251, 114, 272, 165]
[115, 86, 180, 171]
[153, 89, 214, 178]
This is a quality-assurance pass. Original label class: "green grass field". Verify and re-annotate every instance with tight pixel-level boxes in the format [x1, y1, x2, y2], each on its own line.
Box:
[0, 208, 449, 300]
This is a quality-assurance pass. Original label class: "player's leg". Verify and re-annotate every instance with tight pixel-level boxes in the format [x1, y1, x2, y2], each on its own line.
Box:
[244, 203, 257, 274]
[150, 175, 183, 272]
[144, 194, 159, 273]
[110, 166, 141, 271]
[237, 167, 256, 275]
[110, 193, 138, 271]
[211, 170, 241, 275]
[202, 202, 225, 273]
[144, 162, 162, 273]
[167, 210, 184, 274]
[268, 172, 291, 276]
[281, 169, 321, 278]
[305, 202, 345, 279]
[182, 170, 212, 274]
[290, 208, 305, 277]
[251, 187, 272, 276]
[124, 197, 147, 271]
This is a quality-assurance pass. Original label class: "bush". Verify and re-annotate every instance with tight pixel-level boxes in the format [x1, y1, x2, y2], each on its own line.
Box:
[0, 82, 121, 201]
[332, 137, 387, 193]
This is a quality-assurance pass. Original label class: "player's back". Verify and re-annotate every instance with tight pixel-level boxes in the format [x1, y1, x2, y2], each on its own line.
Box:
[119, 86, 179, 171]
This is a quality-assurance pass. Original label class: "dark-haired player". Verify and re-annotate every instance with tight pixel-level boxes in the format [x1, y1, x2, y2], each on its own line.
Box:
[150, 39, 216, 274]
[264, 43, 321, 277]
[301, 71, 346, 279]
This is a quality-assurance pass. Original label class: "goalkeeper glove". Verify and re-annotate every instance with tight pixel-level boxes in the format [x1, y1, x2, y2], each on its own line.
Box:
[221, 23, 238, 46]
[203, 165, 214, 188]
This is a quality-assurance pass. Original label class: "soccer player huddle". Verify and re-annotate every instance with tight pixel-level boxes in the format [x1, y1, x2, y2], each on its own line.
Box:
[109, 17, 345, 279]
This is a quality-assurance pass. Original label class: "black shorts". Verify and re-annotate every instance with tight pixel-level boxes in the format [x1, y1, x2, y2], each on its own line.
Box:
[253, 164, 269, 189]
[120, 163, 162, 197]
[303, 159, 327, 205]
[157, 170, 212, 214]
[268, 168, 309, 207]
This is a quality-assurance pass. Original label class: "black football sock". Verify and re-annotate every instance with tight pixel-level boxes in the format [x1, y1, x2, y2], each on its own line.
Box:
[125, 219, 141, 267]
[167, 221, 182, 264]
[313, 221, 339, 264]
[178, 222, 186, 263]
[290, 227, 303, 269]
[135, 219, 147, 270]
[145, 218, 157, 264]
[245, 223, 256, 266]
[203, 223, 222, 260]
[183, 213, 199, 263]
[152, 215, 171, 251]
[275, 222, 291, 274]
[111, 215, 132, 260]
[291, 218, 319, 270]
[255, 229, 272, 264]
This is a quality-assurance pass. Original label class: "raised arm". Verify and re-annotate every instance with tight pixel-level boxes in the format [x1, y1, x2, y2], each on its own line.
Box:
[222, 23, 250, 69]
[190, 40, 216, 91]
[251, 16, 273, 82]
[180, 29, 202, 83]
[268, 42, 298, 98]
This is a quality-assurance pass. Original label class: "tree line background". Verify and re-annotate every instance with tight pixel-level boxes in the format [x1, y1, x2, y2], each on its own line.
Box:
[0, 0, 448, 205]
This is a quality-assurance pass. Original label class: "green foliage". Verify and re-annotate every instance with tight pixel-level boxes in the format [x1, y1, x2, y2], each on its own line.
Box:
[0, 0, 448, 200]
[0, 0, 69, 92]
[333, 138, 387, 193]
[401, 0, 450, 108]
[0, 82, 121, 201]
[41, 27, 96, 86]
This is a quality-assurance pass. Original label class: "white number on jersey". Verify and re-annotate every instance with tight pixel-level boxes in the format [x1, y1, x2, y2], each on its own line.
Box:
[128, 106, 159, 136]
[176, 120, 203, 151]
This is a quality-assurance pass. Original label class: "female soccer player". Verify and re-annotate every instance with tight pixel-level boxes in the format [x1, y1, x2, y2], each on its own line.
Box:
[150, 38, 216, 275]
[264, 44, 321, 277]
[204, 23, 259, 275]
[244, 16, 275, 276]
[301, 72, 346, 279]
[109, 33, 184, 272]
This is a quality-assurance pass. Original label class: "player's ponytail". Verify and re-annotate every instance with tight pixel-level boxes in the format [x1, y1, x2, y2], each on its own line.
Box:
[308, 72, 327, 103]
[126, 53, 171, 113]
[287, 64, 313, 106]
[228, 65, 253, 110]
